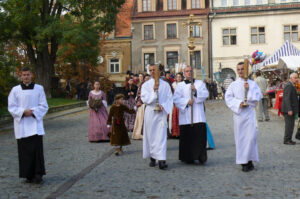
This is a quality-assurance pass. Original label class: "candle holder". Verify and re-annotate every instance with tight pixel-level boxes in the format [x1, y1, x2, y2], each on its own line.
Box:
[154, 65, 161, 111]
[242, 58, 249, 107]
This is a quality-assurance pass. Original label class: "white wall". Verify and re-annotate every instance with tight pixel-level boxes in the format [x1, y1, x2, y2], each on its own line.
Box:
[213, 0, 299, 8]
[211, 11, 300, 74]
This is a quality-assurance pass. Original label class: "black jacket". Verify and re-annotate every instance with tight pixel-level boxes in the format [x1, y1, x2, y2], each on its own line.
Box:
[281, 81, 299, 114]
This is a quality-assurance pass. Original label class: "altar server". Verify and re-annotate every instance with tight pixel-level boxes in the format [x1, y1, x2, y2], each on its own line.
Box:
[141, 64, 173, 170]
[225, 62, 262, 172]
[173, 66, 209, 164]
[8, 67, 49, 183]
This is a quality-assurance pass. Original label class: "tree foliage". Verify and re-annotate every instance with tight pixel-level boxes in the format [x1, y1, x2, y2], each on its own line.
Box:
[0, 43, 20, 114]
[0, 0, 125, 97]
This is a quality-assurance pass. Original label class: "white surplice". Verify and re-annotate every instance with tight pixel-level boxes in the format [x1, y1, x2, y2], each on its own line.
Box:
[8, 84, 49, 139]
[225, 78, 262, 164]
[141, 78, 173, 160]
[173, 80, 209, 125]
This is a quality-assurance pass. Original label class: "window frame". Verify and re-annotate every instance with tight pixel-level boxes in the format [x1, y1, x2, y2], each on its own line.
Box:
[233, 0, 239, 6]
[191, 24, 201, 38]
[143, 53, 155, 71]
[190, 51, 201, 69]
[166, 51, 179, 69]
[142, 0, 151, 11]
[166, 22, 178, 39]
[143, 24, 154, 40]
[168, 0, 177, 10]
[283, 24, 299, 42]
[221, 0, 227, 7]
[222, 28, 237, 46]
[109, 58, 120, 74]
[250, 26, 265, 44]
[191, 0, 201, 8]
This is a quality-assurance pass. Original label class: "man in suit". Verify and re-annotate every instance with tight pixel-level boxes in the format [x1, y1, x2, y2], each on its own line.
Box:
[281, 73, 299, 145]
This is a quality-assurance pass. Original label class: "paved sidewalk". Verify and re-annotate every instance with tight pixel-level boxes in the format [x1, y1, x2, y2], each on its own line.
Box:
[0, 101, 300, 199]
[0, 106, 88, 132]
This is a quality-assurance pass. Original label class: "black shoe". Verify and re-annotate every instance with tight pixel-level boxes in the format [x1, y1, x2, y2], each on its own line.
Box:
[242, 164, 250, 172]
[149, 157, 156, 167]
[284, 140, 296, 145]
[265, 119, 270, 121]
[247, 161, 254, 171]
[158, 161, 168, 170]
[33, 175, 43, 184]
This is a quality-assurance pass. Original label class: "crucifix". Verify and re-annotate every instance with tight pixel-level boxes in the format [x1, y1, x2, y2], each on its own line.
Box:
[182, 14, 201, 125]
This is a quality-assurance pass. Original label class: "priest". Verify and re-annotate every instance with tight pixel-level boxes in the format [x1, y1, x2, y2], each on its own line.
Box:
[8, 67, 49, 183]
[173, 66, 209, 164]
[225, 62, 262, 172]
[141, 64, 173, 170]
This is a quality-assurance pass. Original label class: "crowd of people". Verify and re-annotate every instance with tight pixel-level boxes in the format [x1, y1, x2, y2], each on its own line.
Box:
[7, 63, 300, 184]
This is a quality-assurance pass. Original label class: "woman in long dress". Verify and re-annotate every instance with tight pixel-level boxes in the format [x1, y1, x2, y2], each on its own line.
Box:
[132, 73, 146, 140]
[169, 73, 183, 138]
[124, 78, 137, 132]
[88, 81, 110, 142]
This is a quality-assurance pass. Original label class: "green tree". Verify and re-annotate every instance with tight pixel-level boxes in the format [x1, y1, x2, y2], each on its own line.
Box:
[0, 43, 19, 115]
[0, 0, 125, 97]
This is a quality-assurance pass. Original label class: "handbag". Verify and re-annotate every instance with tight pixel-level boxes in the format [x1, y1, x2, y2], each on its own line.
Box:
[296, 119, 300, 140]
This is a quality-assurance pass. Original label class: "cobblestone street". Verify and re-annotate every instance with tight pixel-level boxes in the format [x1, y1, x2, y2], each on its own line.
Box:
[1, 101, 300, 199]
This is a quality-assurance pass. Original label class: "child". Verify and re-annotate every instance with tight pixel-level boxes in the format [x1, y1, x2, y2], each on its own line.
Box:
[107, 94, 135, 155]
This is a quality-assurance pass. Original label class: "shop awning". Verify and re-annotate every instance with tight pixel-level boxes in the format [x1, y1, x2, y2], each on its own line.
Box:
[253, 40, 300, 71]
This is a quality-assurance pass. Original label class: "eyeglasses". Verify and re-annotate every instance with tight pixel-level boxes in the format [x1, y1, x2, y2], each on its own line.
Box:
[149, 70, 154, 72]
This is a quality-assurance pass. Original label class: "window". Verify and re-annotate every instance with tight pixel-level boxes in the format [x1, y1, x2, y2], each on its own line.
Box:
[284, 25, 298, 42]
[233, 0, 239, 6]
[144, 53, 155, 71]
[182, 0, 187, 9]
[256, 0, 262, 4]
[191, 0, 200, 8]
[167, 23, 177, 39]
[142, 0, 151, 11]
[144, 25, 154, 40]
[191, 25, 201, 38]
[109, 59, 120, 73]
[166, 52, 178, 69]
[251, 27, 265, 44]
[223, 28, 237, 45]
[190, 51, 201, 68]
[244, 0, 250, 5]
[168, 0, 177, 10]
[221, 0, 227, 6]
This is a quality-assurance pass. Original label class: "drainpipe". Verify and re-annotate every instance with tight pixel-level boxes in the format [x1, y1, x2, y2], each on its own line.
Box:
[209, 1, 216, 80]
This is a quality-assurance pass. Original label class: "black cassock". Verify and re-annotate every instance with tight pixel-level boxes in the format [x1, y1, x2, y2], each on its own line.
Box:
[17, 135, 46, 179]
[179, 122, 207, 163]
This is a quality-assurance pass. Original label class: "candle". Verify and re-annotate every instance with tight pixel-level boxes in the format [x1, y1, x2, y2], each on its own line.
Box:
[244, 59, 249, 79]
[154, 65, 160, 86]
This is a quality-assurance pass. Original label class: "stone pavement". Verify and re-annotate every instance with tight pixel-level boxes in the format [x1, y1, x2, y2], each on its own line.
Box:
[0, 101, 300, 199]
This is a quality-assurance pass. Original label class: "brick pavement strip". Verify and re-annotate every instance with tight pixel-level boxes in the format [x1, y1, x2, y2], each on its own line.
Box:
[0, 101, 300, 199]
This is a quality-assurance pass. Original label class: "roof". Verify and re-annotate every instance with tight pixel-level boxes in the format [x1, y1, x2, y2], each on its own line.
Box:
[115, 0, 134, 37]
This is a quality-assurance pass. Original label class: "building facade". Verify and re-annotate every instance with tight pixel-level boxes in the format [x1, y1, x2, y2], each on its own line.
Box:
[131, 0, 210, 78]
[97, 0, 134, 86]
[210, 0, 300, 81]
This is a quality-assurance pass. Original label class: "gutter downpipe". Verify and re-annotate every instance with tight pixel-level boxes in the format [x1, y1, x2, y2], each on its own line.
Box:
[209, 1, 216, 79]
